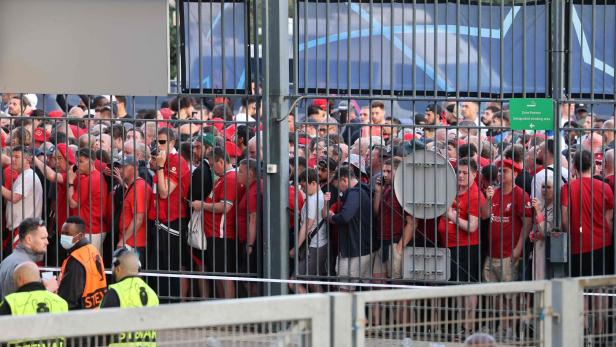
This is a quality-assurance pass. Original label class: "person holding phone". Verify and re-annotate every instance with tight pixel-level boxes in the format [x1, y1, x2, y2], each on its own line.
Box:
[148, 127, 190, 303]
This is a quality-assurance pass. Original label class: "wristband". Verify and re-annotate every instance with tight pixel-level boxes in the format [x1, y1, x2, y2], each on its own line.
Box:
[157, 166, 165, 171]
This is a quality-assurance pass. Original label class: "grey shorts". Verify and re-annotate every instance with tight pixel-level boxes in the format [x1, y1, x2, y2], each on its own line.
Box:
[295, 245, 329, 277]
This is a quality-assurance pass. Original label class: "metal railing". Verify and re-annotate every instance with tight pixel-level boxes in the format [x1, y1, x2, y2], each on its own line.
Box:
[0, 293, 331, 347]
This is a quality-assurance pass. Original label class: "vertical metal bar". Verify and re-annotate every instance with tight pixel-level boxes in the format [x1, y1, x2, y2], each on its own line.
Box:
[262, 0, 290, 296]
[523, 0, 527, 96]
[326, 0, 330, 95]
[550, 0, 565, 279]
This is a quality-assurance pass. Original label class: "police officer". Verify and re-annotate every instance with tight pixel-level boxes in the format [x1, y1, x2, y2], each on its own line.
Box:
[0, 261, 68, 346]
[100, 248, 158, 346]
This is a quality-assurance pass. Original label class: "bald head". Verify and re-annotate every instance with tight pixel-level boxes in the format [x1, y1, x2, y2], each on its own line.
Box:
[113, 249, 141, 281]
[13, 261, 41, 288]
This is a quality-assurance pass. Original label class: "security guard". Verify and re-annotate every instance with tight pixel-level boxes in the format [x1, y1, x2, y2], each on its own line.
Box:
[100, 248, 158, 346]
[0, 261, 68, 346]
[57, 216, 108, 310]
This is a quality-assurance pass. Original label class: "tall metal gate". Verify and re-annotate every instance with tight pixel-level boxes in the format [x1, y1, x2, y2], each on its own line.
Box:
[0, 0, 615, 303]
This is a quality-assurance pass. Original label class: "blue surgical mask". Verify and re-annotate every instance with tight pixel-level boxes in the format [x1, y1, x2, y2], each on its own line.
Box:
[60, 234, 76, 250]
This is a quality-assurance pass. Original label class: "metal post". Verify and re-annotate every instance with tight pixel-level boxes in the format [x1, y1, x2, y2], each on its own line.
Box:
[262, 0, 290, 296]
[551, 279, 584, 347]
[549, 0, 566, 279]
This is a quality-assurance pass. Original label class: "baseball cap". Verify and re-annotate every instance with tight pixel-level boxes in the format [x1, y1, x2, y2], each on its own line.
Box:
[313, 99, 328, 111]
[55, 143, 76, 165]
[48, 110, 64, 118]
[414, 113, 427, 124]
[496, 159, 522, 173]
[335, 101, 349, 112]
[225, 141, 242, 158]
[345, 153, 367, 175]
[575, 103, 588, 113]
[317, 157, 337, 171]
[193, 133, 216, 148]
[425, 103, 443, 114]
[33, 128, 50, 143]
[43, 144, 55, 156]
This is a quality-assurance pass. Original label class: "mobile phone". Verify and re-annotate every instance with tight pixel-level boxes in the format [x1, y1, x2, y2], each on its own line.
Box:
[72, 165, 78, 173]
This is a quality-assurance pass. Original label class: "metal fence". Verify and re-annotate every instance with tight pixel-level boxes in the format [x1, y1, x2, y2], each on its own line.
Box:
[0, 293, 330, 347]
[2, 276, 616, 347]
[1, 0, 616, 300]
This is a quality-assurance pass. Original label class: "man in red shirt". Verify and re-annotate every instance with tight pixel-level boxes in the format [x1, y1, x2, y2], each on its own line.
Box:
[194, 147, 243, 298]
[236, 158, 259, 296]
[149, 127, 191, 302]
[481, 159, 533, 281]
[481, 159, 532, 338]
[236, 158, 259, 271]
[68, 148, 108, 255]
[117, 156, 152, 266]
[562, 149, 614, 277]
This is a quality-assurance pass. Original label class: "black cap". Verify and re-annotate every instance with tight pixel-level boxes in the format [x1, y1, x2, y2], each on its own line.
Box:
[425, 103, 443, 114]
[414, 113, 427, 124]
[317, 157, 337, 171]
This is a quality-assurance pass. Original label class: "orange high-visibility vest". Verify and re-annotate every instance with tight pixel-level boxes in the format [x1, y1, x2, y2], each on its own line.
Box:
[59, 243, 108, 309]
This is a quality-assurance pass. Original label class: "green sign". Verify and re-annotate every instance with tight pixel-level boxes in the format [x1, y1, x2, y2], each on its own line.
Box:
[509, 98, 554, 131]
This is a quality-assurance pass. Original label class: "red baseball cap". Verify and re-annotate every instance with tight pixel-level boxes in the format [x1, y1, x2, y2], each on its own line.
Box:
[225, 141, 242, 158]
[48, 110, 64, 118]
[33, 128, 50, 143]
[496, 159, 522, 173]
[312, 99, 328, 111]
[55, 143, 76, 165]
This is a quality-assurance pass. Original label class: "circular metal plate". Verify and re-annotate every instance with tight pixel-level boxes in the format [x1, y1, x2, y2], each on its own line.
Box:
[393, 150, 457, 219]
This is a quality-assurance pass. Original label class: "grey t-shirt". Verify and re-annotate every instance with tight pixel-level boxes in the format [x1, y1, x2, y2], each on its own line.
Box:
[302, 190, 328, 248]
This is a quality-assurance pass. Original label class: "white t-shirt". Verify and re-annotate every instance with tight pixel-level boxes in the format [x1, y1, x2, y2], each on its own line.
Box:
[6, 168, 43, 231]
[301, 190, 328, 248]
[235, 113, 256, 123]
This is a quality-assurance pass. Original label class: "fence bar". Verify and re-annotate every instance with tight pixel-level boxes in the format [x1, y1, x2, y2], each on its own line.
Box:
[262, 0, 290, 296]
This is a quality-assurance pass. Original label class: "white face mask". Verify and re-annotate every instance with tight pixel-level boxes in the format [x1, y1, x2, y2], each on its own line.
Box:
[60, 234, 76, 250]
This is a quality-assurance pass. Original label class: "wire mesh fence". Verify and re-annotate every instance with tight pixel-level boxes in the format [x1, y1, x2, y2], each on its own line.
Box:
[355, 282, 547, 347]
[583, 284, 616, 346]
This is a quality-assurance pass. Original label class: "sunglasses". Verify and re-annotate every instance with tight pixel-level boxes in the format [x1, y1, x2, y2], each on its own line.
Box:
[158, 140, 168, 145]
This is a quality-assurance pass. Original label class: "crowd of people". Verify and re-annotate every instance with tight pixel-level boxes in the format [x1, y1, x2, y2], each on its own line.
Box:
[0, 93, 613, 298]
[0, 92, 614, 341]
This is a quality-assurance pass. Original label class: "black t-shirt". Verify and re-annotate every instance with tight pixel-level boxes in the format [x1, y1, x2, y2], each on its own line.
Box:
[190, 159, 214, 202]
